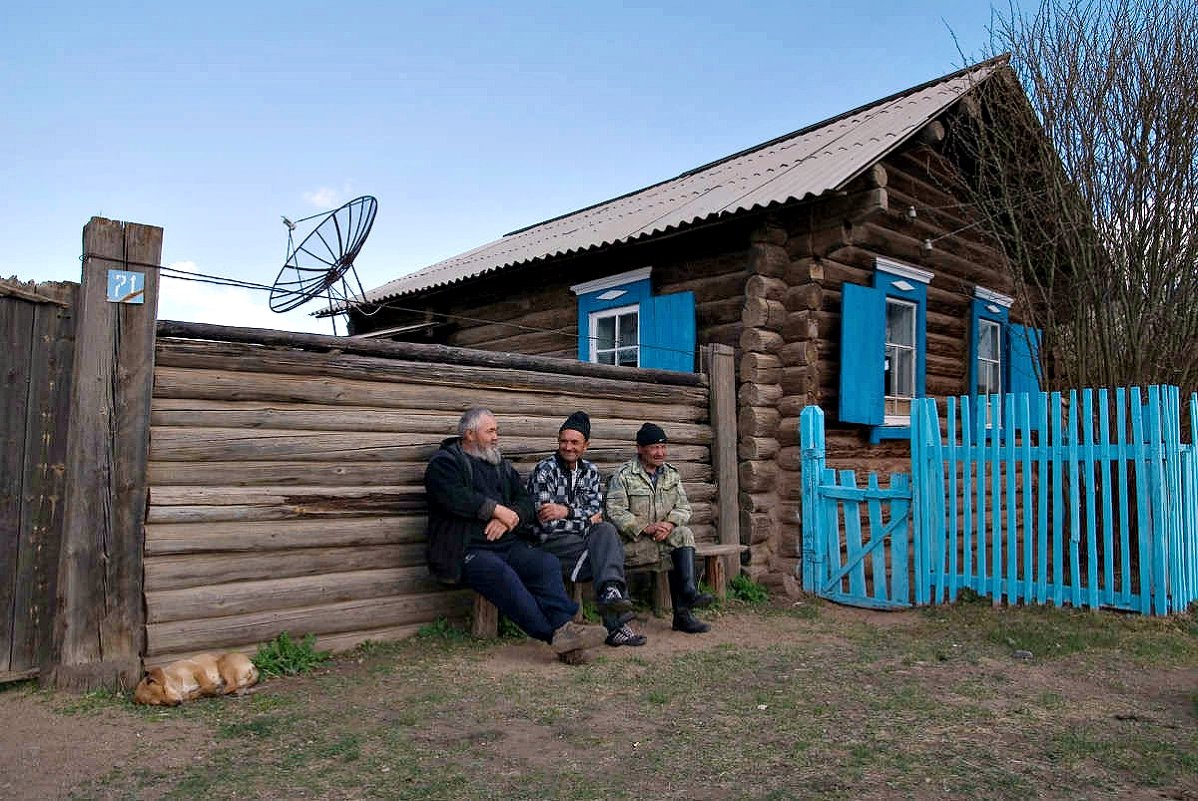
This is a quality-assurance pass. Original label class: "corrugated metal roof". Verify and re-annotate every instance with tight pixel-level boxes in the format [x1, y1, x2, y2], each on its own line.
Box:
[364, 58, 1003, 303]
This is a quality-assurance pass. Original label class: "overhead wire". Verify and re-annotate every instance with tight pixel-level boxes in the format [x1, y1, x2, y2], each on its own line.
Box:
[145, 262, 698, 360]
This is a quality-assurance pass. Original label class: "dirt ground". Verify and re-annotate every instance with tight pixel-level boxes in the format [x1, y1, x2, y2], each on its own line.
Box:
[2, 611, 799, 800]
[2, 603, 1195, 800]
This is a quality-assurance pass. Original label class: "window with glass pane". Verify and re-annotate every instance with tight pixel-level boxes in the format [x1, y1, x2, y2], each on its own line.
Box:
[591, 306, 639, 366]
[884, 298, 916, 420]
[977, 319, 1002, 396]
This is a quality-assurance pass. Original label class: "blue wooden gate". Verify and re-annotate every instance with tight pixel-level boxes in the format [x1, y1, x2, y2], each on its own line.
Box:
[800, 406, 913, 608]
[800, 386, 1198, 615]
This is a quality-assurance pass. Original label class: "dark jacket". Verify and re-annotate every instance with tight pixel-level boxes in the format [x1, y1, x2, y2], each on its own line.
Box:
[423, 436, 534, 583]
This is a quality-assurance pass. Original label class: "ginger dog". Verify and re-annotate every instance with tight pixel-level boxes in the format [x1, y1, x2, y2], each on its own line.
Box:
[133, 652, 259, 706]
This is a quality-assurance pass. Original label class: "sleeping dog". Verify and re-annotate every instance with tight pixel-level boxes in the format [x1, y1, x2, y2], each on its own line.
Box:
[133, 652, 259, 705]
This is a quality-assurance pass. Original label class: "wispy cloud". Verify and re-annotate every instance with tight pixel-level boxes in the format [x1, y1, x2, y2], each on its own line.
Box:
[302, 182, 354, 209]
[158, 260, 336, 335]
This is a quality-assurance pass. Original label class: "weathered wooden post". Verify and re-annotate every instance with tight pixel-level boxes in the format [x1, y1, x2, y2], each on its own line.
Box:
[704, 343, 741, 579]
[44, 217, 161, 691]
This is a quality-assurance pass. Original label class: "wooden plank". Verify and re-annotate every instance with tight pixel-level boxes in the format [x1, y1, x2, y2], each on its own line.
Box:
[145, 590, 472, 656]
[960, 399, 975, 592]
[989, 395, 1002, 604]
[1004, 395, 1018, 603]
[945, 397, 959, 601]
[821, 468, 842, 596]
[841, 471, 867, 599]
[146, 621, 434, 668]
[154, 339, 709, 404]
[865, 473, 887, 602]
[1036, 392, 1050, 604]
[47, 218, 162, 691]
[144, 516, 425, 555]
[153, 366, 710, 424]
[146, 566, 443, 623]
[705, 344, 741, 579]
[1115, 388, 1132, 607]
[145, 428, 709, 464]
[471, 595, 498, 638]
[149, 403, 714, 444]
[1082, 389, 1100, 608]
[10, 292, 76, 672]
[1050, 392, 1066, 607]
[1066, 389, 1082, 608]
[1019, 394, 1035, 605]
[891, 474, 910, 604]
[0, 296, 35, 673]
[149, 460, 427, 486]
[144, 543, 426, 591]
[154, 321, 706, 387]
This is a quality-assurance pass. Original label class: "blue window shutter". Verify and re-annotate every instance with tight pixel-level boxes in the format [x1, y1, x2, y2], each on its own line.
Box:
[1007, 323, 1042, 397]
[641, 291, 695, 372]
[839, 283, 885, 425]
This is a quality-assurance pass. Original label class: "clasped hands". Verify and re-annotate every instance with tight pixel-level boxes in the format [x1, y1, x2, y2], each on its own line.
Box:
[642, 520, 675, 542]
[537, 503, 602, 525]
[484, 504, 520, 541]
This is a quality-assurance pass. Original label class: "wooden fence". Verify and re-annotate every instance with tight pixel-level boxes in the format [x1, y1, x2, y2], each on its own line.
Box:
[801, 386, 1198, 615]
[0, 279, 77, 682]
[1, 216, 740, 691]
[144, 322, 733, 667]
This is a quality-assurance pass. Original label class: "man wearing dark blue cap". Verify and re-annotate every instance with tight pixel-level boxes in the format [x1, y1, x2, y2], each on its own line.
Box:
[606, 422, 714, 634]
[527, 411, 646, 647]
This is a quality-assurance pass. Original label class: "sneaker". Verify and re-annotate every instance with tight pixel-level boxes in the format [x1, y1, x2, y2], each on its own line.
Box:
[551, 621, 608, 654]
[596, 583, 634, 615]
[605, 624, 647, 647]
[558, 648, 596, 665]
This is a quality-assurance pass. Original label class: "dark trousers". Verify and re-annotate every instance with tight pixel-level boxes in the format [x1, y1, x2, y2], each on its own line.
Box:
[460, 540, 578, 643]
[538, 521, 627, 632]
[538, 521, 626, 588]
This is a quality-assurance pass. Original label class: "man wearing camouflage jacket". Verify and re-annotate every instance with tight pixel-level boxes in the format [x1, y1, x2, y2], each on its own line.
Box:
[605, 422, 714, 634]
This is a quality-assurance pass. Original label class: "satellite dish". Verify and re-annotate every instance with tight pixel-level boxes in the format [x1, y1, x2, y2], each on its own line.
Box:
[271, 195, 378, 333]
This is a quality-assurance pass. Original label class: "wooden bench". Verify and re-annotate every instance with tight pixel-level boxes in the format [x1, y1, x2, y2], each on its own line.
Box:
[470, 541, 748, 637]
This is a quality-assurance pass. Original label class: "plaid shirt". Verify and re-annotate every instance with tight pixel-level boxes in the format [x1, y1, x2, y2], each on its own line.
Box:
[526, 453, 603, 540]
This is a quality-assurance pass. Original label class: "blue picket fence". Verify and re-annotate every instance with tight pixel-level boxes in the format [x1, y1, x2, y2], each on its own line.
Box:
[800, 386, 1198, 615]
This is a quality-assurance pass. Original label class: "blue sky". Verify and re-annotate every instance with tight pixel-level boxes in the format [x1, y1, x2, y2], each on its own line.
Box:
[2, 1, 1005, 333]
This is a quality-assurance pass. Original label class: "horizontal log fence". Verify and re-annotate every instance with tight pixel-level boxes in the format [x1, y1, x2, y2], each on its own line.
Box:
[143, 324, 731, 667]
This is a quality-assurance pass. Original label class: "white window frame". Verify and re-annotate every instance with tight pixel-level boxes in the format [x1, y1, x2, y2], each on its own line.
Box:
[589, 303, 640, 367]
[884, 297, 918, 426]
[976, 317, 1003, 398]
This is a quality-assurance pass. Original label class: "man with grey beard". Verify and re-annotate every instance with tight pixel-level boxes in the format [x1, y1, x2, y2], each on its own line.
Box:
[424, 407, 608, 661]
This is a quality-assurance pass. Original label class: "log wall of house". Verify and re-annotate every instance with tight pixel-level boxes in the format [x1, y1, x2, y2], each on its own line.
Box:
[354, 224, 756, 365]
[742, 130, 1024, 590]
[144, 335, 714, 666]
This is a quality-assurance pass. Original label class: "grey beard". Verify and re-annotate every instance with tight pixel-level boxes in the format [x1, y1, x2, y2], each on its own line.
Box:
[464, 443, 502, 465]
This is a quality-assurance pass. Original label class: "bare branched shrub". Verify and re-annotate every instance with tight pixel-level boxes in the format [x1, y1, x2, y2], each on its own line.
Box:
[951, 0, 1198, 393]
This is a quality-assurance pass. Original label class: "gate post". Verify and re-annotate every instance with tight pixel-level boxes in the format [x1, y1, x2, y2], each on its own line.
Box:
[44, 218, 161, 691]
[799, 406, 826, 591]
[705, 344, 741, 580]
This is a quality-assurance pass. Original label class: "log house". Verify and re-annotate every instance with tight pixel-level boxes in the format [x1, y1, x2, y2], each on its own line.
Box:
[347, 57, 1042, 593]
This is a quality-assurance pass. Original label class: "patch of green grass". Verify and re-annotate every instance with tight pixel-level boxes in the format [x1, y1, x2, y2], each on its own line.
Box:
[253, 631, 332, 678]
[217, 713, 289, 739]
[729, 573, 770, 604]
[416, 617, 471, 642]
[59, 687, 130, 715]
[498, 616, 527, 640]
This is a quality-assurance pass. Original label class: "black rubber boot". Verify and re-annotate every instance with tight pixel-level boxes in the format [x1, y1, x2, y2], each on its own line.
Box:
[669, 569, 710, 634]
[671, 546, 715, 609]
